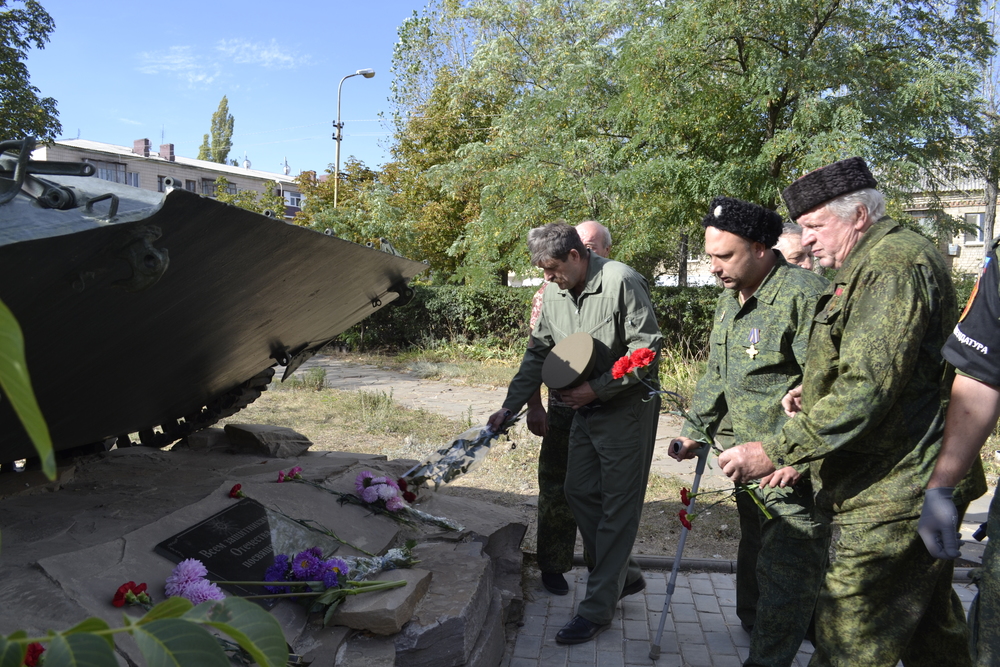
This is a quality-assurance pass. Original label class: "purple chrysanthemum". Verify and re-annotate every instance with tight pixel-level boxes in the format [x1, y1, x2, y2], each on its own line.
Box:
[355, 470, 375, 494]
[361, 486, 380, 503]
[181, 579, 226, 604]
[291, 551, 321, 580]
[165, 558, 209, 596]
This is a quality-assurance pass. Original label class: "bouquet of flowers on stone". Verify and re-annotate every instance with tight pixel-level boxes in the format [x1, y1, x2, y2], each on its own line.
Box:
[613, 347, 773, 521]
[402, 410, 524, 491]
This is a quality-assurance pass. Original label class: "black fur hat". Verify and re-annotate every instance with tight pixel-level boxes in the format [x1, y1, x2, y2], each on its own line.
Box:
[701, 196, 783, 247]
[781, 157, 878, 220]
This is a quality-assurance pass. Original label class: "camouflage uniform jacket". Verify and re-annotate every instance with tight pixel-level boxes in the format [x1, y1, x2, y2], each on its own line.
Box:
[762, 218, 985, 523]
[681, 253, 828, 449]
[502, 253, 663, 412]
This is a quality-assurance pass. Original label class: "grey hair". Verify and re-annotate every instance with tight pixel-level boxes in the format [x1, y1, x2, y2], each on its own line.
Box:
[781, 222, 803, 236]
[826, 188, 885, 222]
[577, 220, 612, 249]
[528, 222, 588, 264]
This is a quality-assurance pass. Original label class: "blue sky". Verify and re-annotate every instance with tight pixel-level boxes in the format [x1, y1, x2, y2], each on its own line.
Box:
[25, 0, 430, 177]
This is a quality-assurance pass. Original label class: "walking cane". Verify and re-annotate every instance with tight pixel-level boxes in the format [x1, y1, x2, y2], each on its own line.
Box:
[649, 439, 710, 660]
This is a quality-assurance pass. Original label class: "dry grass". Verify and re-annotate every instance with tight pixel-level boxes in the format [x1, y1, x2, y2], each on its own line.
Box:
[220, 382, 740, 559]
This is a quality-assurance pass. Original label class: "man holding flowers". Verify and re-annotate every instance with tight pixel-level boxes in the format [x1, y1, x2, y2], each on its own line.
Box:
[487, 221, 662, 644]
[670, 196, 829, 667]
[717, 157, 986, 666]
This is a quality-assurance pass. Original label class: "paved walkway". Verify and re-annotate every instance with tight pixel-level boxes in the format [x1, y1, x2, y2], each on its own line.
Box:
[295, 356, 988, 667]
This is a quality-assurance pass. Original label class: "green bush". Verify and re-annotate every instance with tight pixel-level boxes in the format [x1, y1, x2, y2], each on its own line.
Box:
[336, 283, 723, 353]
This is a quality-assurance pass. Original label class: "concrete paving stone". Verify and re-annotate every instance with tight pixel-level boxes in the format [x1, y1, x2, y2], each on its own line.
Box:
[710, 572, 736, 590]
[699, 613, 729, 632]
[568, 639, 597, 662]
[513, 634, 543, 659]
[508, 658, 539, 667]
[523, 598, 550, 616]
[519, 615, 547, 636]
[646, 611, 672, 634]
[669, 586, 694, 604]
[538, 643, 569, 666]
[596, 626, 625, 650]
[646, 575, 667, 596]
[736, 646, 750, 663]
[794, 650, 813, 666]
[670, 602, 699, 623]
[729, 626, 751, 648]
[623, 639, 657, 665]
[634, 654, 681, 667]
[550, 592, 578, 608]
[705, 630, 737, 655]
[689, 577, 715, 596]
[721, 606, 742, 625]
[649, 631, 680, 656]
[623, 619, 650, 641]
[675, 621, 705, 644]
[693, 593, 721, 614]
[596, 650, 625, 667]
[678, 643, 714, 667]
[622, 599, 647, 621]
[716, 590, 737, 606]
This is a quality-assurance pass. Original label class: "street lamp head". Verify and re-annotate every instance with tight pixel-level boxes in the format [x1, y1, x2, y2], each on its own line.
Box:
[356, 68, 375, 78]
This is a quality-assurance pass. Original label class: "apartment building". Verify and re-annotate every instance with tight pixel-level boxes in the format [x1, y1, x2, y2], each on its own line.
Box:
[30, 138, 302, 219]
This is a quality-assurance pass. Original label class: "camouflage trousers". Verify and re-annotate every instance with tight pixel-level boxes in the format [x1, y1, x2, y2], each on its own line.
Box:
[536, 404, 578, 574]
[739, 480, 830, 667]
[810, 508, 972, 667]
[969, 486, 1000, 666]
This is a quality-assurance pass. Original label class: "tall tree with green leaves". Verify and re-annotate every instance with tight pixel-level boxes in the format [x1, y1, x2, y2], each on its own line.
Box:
[0, 0, 60, 141]
[212, 176, 284, 218]
[197, 95, 235, 164]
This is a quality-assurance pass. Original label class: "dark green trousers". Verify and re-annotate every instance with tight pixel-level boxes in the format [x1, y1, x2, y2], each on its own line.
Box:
[564, 394, 659, 625]
[536, 404, 578, 574]
[810, 508, 972, 666]
[969, 487, 1000, 666]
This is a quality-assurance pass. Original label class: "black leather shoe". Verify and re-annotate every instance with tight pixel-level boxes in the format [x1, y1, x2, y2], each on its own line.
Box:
[619, 575, 646, 600]
[555, 615, 609, 645]
[541, 572, 569, 596]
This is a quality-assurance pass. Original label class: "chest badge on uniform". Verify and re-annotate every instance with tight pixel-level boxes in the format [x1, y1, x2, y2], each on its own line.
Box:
[746, 328, 760, 359]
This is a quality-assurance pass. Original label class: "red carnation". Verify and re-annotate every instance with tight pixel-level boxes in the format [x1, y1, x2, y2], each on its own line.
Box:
[23, 643, 44, 666]
[403, 491, 417, 503]
[229, 484, 244, 499]
[397, 478, 408, 492]
[630, 348, 656, 369]
[612, 354, 633, 380]
[112, 581, 148, 607]
[680, 488, 690, 506]
[679, 509, 693, 530]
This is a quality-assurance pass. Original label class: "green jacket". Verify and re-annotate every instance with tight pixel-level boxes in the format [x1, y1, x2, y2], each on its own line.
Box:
[681, 253, 829, 448]
[763, 218, 985, 522]
[502, 253, 663, 412]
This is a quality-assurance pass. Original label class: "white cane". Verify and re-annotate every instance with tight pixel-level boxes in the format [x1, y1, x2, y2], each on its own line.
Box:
[649, 439, 710, 660]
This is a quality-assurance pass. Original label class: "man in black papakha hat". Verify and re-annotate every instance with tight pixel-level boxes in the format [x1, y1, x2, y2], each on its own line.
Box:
[718, 157, 987, 666]
[671, 196, 830, 667]
[487, 222, 662, 645]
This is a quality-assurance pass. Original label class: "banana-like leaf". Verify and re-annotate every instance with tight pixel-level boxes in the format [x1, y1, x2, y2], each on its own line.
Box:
[65, 617, 114, 650]
[0, 298, 54, 479]
[0, 632, 26, 667]
[183, 598, 288, 667]
[45, 632, 116, 667]
[131, 618, 229, 667]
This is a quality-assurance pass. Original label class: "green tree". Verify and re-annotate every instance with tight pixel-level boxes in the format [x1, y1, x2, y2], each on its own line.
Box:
[213, 176, 284, 218]
[197, 95, 235, 164]
[0, 0, 60, 141]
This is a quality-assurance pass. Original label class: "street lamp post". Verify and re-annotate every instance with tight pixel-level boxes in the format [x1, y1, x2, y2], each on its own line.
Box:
[333, 68, 375, 208]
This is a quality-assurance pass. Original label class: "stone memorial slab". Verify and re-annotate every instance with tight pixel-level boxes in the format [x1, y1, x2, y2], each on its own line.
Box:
[225, 423, 313, 457]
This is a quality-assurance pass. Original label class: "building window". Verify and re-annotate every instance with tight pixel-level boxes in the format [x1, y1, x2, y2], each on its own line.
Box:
[202, 179, 215, 196]
[225, 182, 238, 195]
[285, 191, 302, 208]
[964, 213, 985, 244]
[84, 159, 126, 184]
[185, 180, 197, 192]
[125, 172, 140, 188]
[157, 175, 165, 193]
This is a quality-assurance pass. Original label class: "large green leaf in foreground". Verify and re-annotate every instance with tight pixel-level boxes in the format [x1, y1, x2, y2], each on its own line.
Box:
[184, 598, 289, 667]
[0, 298, 54, 478]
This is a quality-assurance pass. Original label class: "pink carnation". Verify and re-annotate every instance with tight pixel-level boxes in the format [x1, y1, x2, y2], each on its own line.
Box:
[385, 496, 406, 512]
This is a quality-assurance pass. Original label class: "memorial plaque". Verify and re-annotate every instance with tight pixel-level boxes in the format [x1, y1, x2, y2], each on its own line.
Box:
[156, 499, 278, 604]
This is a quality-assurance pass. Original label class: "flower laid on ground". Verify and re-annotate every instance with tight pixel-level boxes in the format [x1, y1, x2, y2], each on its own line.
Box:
[680, 488, 690, 506]
[355, 471, 406, 512]
[679, 509, 694, 530]
[229, 484, 245, 499]
[612, 347, 657, 379]
[397, 477, 417, 503]
[277, 466, 303, 483]
[112, 581, 151, 609]
[22, 642, 44, 666]
[265, 548, 350, 595]
[164, 558, 226, 604]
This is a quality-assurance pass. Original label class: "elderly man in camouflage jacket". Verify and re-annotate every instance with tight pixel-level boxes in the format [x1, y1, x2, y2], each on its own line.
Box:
[487, 222, 662, 645]
[672, 197, 830, 667]
[718, 157, 987, 666]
